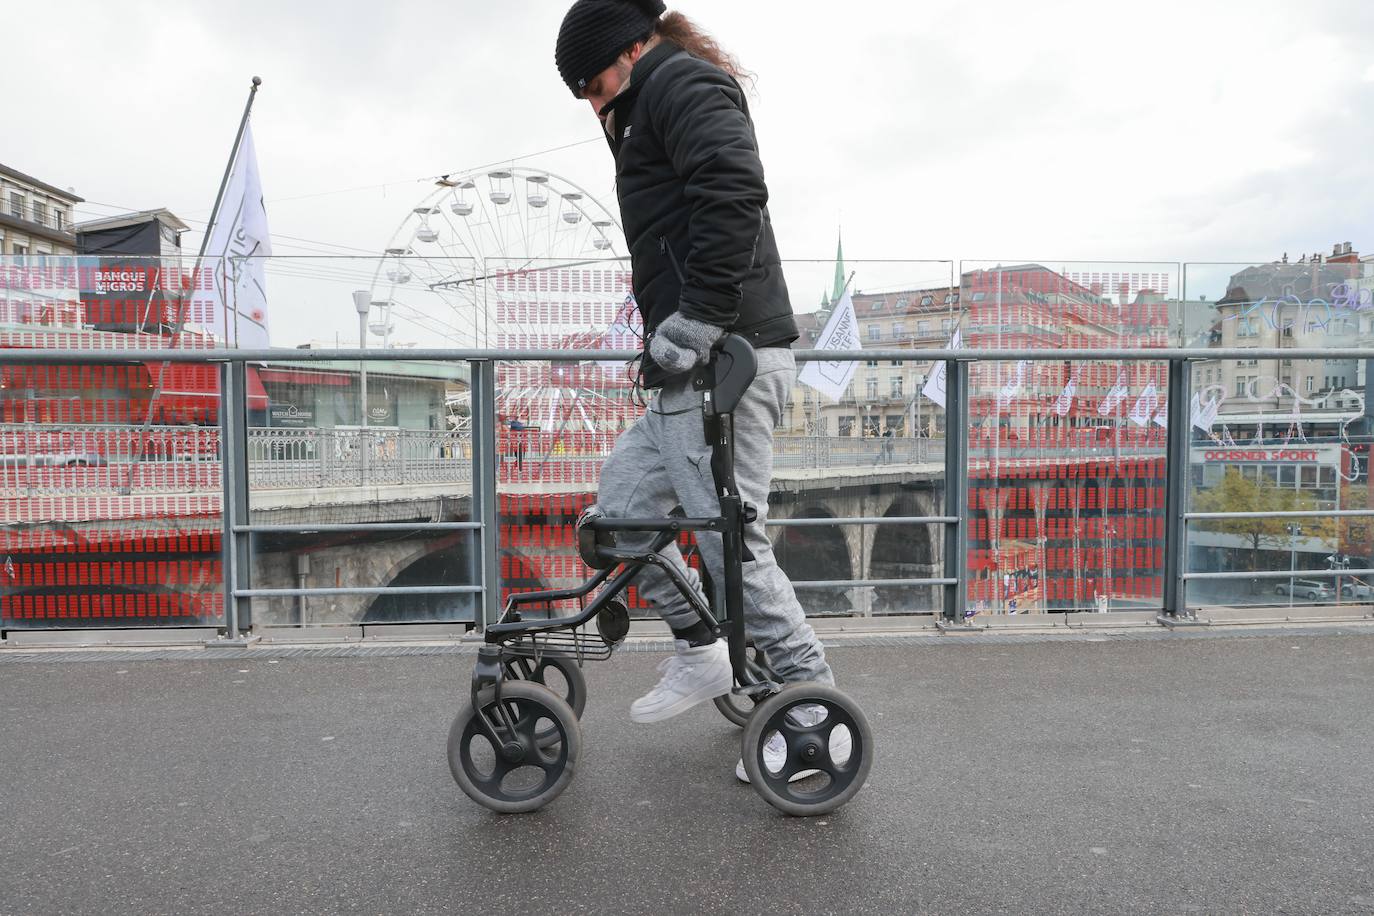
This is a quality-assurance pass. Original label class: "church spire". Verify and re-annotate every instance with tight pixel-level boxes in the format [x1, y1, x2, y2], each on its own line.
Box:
[831, 230, 846, 302]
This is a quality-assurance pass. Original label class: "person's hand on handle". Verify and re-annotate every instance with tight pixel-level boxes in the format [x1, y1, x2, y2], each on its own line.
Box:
[648, 312, 725, 374]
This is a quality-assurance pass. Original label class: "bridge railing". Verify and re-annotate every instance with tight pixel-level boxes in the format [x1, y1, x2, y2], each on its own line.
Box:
[4, 342, 1373, 639]
[3, 252, 1373, 638]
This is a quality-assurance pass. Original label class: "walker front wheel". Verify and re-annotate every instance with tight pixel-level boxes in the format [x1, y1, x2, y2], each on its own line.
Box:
[448, 681, 581, 814]
[741, 683, 873, 817]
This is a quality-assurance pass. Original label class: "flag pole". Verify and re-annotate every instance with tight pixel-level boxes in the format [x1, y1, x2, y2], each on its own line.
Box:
[123, 76, 262, 494]
[198, 76, 263, 268]
[198, 75, 262, 346]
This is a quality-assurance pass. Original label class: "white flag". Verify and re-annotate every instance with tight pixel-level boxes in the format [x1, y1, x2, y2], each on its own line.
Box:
[594, 294, 644, 370]
[921, 328, 961, 409]
[1097, 369, 1128, 416]
[203, 123, 272, 348]
[798, 288, 862, 401]
[1128, 381, 1160, 426]
[1198, 396, 1220, 432]
[996, 360, 1030, 411]
[1190, 392, 1220, 433]
[1052, 374, 1077, 417]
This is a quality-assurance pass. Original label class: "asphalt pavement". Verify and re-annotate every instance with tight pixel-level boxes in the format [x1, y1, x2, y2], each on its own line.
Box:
[1, 629, 1372, 915]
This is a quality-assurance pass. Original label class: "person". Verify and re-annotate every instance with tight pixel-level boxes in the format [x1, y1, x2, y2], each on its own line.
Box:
[508, 416, 527, 469]
[876, 426, 895, 465]
[555, 0, 842, 781]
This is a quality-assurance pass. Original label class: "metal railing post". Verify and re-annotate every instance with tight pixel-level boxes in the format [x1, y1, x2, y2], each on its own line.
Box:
[942, 359, 970, 623]
[469, 359, 501, 630]
[217, 361, 253, 640]
[1161, 357, 1192, 619]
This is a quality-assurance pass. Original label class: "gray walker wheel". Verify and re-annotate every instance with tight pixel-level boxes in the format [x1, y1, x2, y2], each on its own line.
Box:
[448, 681, 581, 814]
[741, 683, 874, 817]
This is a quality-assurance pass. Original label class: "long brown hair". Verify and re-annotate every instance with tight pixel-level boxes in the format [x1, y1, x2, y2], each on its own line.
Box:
[654, 11, 755, 87]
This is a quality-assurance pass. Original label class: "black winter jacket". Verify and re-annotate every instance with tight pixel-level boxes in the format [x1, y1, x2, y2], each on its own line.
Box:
[601, 41, 797, 387]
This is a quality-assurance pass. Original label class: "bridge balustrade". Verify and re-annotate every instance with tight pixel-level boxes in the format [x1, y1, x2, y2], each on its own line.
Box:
[2, 253, 1371, 638]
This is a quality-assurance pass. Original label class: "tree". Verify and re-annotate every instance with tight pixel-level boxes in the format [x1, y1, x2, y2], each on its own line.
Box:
[1191, 469, 1336, 592]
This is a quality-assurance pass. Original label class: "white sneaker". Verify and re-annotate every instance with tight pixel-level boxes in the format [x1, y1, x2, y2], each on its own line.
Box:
[629, 639, 731, 724]
[735, 704, 853, 783]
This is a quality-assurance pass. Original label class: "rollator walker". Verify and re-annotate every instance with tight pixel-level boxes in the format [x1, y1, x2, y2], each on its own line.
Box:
[447, 335, 874, 815]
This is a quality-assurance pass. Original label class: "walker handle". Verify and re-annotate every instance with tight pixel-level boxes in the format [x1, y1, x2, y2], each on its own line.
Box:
[692, 334, 757, 416]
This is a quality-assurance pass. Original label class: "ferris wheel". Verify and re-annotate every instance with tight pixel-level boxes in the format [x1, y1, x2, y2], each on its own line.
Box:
[366, 166, 643, 444]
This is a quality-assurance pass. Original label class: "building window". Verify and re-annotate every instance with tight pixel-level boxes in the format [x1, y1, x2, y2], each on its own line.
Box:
[11, 244, 27, 258]
[1237, 316, 1259, 337]
[895, 298, 908, 310]
[31, 200, 46, 226]
[865, 359, 879, 367]
[867, 324, 880, 341]
[871, 300, 883, 311]
[890, 376, 903, 398]
[942, 319, 953, 331]
[8, 192, 22, 218]
[1235, 376, 1249, 397]
[838, 415, 856, 437]
[891, 322, 903, 338]
[54, 209, 65, 230]
[920, 295, 933, 306]
[1305, 375, 1314, 393]
[866, 378, 878, 398]
[917, 320, 930, 334]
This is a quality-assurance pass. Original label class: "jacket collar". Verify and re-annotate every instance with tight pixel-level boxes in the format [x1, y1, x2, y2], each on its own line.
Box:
[600, 41, 686, 149]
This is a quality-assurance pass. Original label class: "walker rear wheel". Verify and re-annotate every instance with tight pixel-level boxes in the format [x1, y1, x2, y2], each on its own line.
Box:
[502, 654, 587, 745]
[448, 681, 581, 814]
[741, 683, 873, 817]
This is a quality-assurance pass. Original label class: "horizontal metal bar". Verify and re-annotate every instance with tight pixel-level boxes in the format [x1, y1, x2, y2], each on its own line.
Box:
[234, 522, 481, 533]
[1186, 509, 1374, 521]
[791, 578, 957, 588]
[7, 346, 1374, 365]
[587, 517, 721, 532]
[234, 586, 483, 597]
[1183, 569, 1374, 582]
[767, 515, 958, 527]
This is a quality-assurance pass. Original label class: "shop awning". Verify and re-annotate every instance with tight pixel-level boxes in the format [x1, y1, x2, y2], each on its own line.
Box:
[143, 363, 270, 411]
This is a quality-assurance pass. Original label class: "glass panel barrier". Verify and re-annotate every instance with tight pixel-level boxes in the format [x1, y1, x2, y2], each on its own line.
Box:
[1, 254, 227, 630]
[959, 260, 1181, 616]
[1182, 257, 1373, 609]
[7, 249, 1368, 632]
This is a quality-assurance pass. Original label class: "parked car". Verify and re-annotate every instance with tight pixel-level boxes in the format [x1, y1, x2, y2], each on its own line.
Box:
[1339, 580, 1374, 599]
[1274, 579, 1335, 600]
[0, 452, 108, 468]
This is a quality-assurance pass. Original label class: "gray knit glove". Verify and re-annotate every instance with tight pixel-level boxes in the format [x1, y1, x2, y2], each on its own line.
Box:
[649, 312, 725, 374]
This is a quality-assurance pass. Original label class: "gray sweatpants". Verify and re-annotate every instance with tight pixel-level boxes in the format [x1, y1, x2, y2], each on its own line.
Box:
[597, 348, 834, 685]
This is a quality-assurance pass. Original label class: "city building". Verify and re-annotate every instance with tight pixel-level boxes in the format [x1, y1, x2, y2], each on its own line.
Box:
[0, 163, 82, 257]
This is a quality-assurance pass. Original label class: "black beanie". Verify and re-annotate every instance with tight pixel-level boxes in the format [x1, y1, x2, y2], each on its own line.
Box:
[555, 0, 667, 98]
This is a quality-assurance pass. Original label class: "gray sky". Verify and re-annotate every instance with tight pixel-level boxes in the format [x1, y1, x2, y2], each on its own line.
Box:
[9, 0, 1374, 346]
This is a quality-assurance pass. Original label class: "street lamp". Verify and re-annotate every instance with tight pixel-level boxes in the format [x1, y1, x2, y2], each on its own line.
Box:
[1287, 523, 1302, 608]
[352, 290, 370, 429]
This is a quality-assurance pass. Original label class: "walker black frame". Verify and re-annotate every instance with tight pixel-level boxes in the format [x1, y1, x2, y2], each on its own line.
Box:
[468, 335, 777, 738]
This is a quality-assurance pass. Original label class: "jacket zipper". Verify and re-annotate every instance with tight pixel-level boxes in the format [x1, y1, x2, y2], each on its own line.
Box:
[658, 236, 687, 285]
